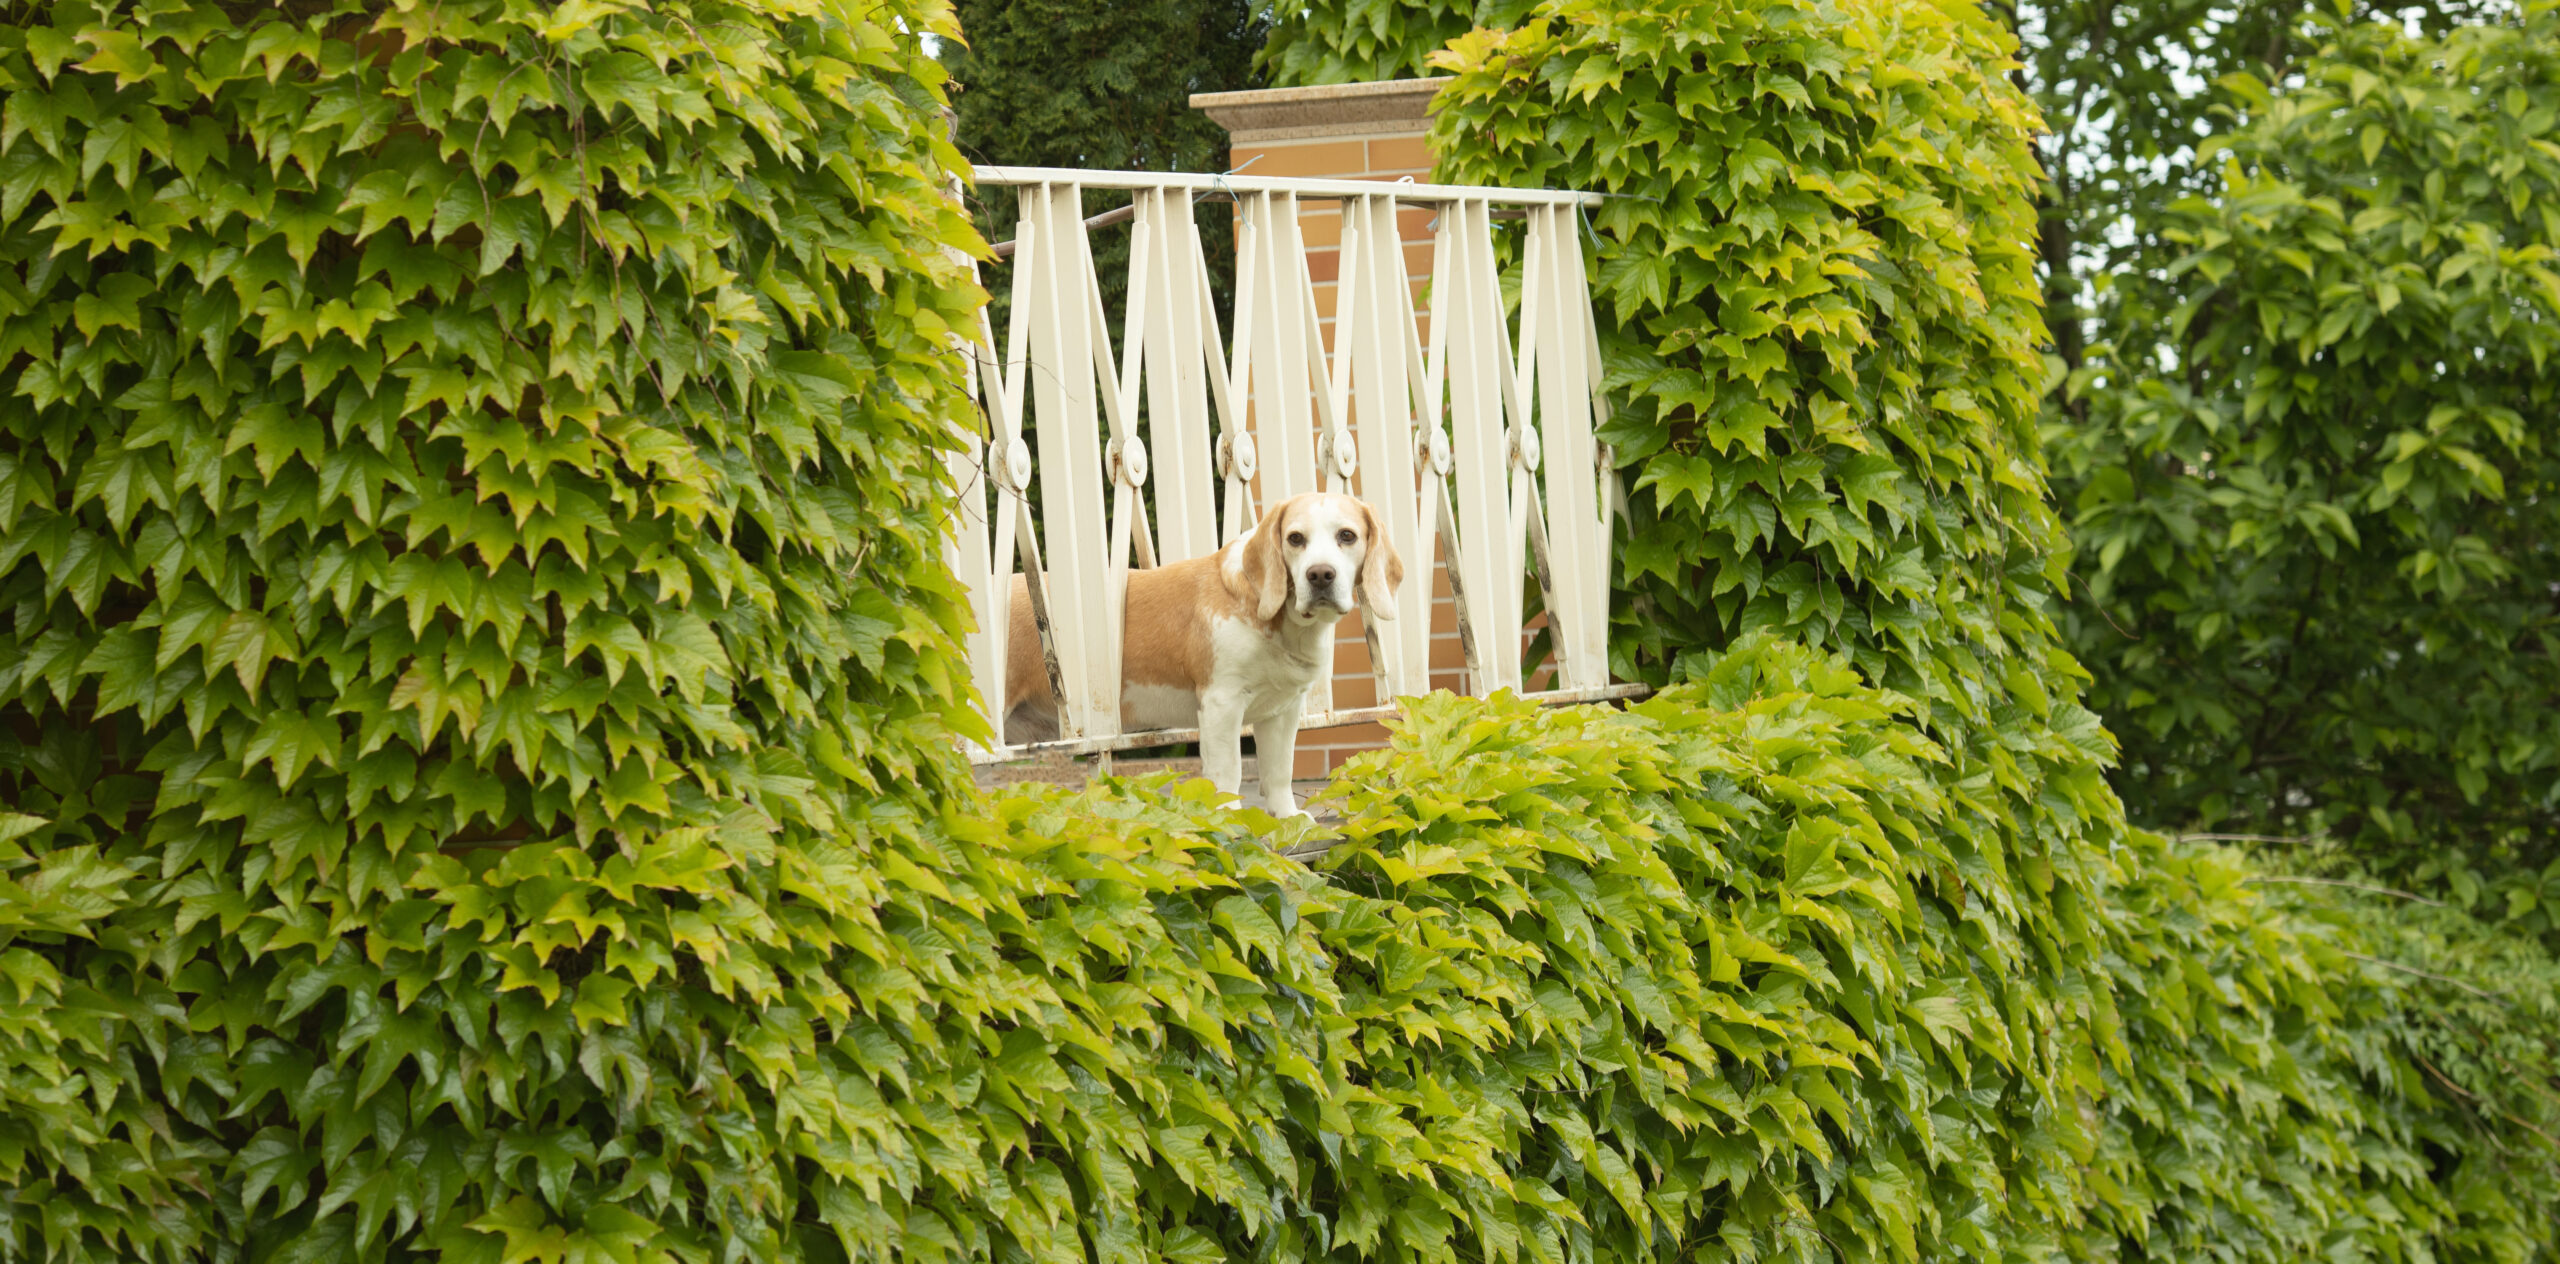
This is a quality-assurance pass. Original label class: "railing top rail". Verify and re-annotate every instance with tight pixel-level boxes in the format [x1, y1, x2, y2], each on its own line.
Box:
[971, 164, 1605, 207]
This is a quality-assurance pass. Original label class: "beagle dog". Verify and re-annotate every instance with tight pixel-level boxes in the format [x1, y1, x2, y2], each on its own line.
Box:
[1003, 492, 1404, 817]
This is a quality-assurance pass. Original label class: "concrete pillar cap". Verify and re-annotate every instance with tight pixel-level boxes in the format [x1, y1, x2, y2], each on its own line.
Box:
[1190, 77, 1450, 143]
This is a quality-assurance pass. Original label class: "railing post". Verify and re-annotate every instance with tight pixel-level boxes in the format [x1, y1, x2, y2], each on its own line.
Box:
[1134, 188, 1221, 564]
[1441, 198, 1523, 695]
[1237, 191, 1322, 507]
[948, 302, 1003, 741]
[1341, 194, 1435, 698]
[1020, 183, 1119, 740]
[1528, 205, 1610, 690]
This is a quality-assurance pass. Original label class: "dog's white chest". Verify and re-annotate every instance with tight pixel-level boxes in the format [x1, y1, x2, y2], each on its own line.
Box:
[1210, 614, 1325, 710]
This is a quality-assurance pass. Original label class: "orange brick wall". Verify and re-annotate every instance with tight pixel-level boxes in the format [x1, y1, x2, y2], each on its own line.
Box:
[1217, 114, 1555, 778]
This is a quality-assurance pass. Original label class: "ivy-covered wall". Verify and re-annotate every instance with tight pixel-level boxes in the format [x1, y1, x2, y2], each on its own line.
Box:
[953, 648, 2560, 1263]
[1423, 0, 2068, 742]
[2, 1, 2551, 1261]
[0, 0, 989, 1255]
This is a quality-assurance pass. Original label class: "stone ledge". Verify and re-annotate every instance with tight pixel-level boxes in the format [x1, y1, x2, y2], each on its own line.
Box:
[1190, 77, 1448, 144]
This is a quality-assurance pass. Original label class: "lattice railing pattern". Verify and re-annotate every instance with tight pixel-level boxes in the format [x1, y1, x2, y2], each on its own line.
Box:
[945, 168, 1627, 760]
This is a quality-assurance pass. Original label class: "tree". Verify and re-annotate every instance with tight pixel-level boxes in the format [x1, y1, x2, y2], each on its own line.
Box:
[2004, 0, 2502, 386]
[942, 0, 1268, 331]
[2050, 3, 2560, 936]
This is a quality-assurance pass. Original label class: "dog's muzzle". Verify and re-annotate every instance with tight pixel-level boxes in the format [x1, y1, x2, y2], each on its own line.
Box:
[1299, 564, 1349, 614]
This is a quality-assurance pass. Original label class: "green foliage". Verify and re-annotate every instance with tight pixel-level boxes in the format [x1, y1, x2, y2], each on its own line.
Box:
[958, 645, 2558, 1263]
[1260, 0, 1529, 86]
[1195, 4, 2560, 1256]
[2080, 845, 2560, 1261]
[1428, 0, 2069, 751]
[1307, 648, 2100, 1262]
[941, 0, 1265, 331]
[947, 0, 1264, 175]
[2050, 5, 2560, 933]
[2, 6, 2543, 1264]
[0, 0, 992, 1256]
[2008, 0, 2499, 373]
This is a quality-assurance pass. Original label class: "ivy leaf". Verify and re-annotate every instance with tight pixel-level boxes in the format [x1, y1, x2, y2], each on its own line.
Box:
[469, 1196, 573, 1264]
[208, 609, 289, 694]
[242, 709, 345, 789]
[23, 26, 83, 81]
[75, 29, 158, 88]
[71, 272, 153, 338]
[571, 973, 633, 1027]
[579, 53, 666, 133]
[238, 1127, 317, 1215]
[477, 196, 545, 274]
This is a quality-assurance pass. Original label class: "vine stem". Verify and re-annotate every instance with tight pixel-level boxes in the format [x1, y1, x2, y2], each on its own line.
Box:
[2241, 875, 2442, 906]
[2343, 951, 2503, 1002]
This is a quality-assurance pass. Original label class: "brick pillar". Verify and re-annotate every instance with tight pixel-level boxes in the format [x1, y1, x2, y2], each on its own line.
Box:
[1189, 79, 1475, 779]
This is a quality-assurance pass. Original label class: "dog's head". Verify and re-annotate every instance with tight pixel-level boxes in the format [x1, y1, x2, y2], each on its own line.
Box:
[1228, 492, 1405, 626]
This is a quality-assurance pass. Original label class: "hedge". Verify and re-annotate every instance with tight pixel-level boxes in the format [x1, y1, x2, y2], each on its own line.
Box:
[944, 641, 2559, 1262]
[0, 0, 987, 1256]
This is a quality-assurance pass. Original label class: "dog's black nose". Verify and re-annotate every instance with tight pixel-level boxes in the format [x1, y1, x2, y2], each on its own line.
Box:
[1306, 564, 1337, 592]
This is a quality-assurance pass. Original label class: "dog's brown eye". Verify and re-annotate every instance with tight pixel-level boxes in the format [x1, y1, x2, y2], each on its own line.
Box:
[1285, 531, 1305, 548]
[1337, 529, 1357, 546]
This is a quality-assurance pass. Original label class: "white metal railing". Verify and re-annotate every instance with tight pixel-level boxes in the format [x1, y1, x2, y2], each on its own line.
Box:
[945, 166, 1632, 762]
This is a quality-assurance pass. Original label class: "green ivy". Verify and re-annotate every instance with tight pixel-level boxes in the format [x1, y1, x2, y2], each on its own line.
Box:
[1425, 0, 2071, 756]
[4, 2, 2548, 1262]
[961, 643, 2559, 1263]
[1305, 647, 2110, 1263]
[1230, 1, 2559, 1257]
[0, 0, 990, 1256]
[2050, 3, 2560, 935]
[2089, 856, 2560, 1261]
[1259, 0, 1528, 86]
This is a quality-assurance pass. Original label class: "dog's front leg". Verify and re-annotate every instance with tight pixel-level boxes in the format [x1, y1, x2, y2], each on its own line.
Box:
[1249, 700, 1307, 818]
[1199, 684, 1249, 799]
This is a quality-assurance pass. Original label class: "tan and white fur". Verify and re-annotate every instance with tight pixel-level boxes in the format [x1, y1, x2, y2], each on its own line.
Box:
[1003, 492, 1404, 817]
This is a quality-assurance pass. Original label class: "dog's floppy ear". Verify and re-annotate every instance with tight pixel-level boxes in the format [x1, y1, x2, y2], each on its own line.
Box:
[1228, 496, 1293, 622]
[1356, 499, 1404, 620]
